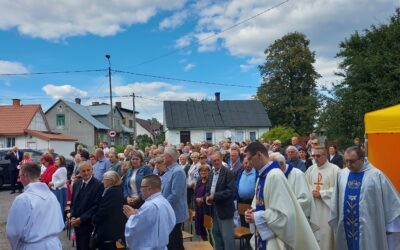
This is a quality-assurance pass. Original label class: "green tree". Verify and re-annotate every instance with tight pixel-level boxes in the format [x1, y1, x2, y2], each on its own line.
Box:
[135, 134, 153, 151]
[319, 9, 400, 147]
[260, 126, 298, 145]
[257, 32, 320, 135]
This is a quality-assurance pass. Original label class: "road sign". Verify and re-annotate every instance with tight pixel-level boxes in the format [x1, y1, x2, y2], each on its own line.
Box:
[109, 130, 117, 138]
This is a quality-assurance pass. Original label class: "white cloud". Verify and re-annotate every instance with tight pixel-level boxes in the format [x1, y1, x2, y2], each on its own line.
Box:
[159, 11, 188, 30]
[0, 0, 187, 40]
[0, 60, 29, 74]
[113, 81, 206, 121]
[183, 63, 195, 71]
[175, 34, 194, 48]
[173, 0, 396, 85]
[314, 57, 343, 88]
[42, 84, 88, 99]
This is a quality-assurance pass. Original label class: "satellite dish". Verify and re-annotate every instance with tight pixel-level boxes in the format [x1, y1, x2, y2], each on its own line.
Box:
[224, 130, 232, 139]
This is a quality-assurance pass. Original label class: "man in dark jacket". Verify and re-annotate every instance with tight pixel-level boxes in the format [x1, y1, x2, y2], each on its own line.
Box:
[5, 146, 23, 194]
[205, 152, 235, 250]
[71, 161, 103, 250]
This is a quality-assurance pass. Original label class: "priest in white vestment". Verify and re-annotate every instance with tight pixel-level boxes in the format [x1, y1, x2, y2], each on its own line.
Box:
[306, 145, 340, 250]
[270, 152, 319, 233]
[329, 146, 400, 250]
[124, 174, 176, 250]
[6, 162, 64, 250]
[244, 142, 319, 250]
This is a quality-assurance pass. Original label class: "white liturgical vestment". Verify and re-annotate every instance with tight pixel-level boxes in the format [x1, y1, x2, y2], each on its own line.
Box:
[329, 161, 400, 250]
[306, 161, 339, 250]
[6, 182, 64, 250]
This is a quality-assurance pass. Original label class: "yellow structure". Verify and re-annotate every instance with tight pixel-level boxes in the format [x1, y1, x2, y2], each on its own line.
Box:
[365, 104, 400, 192]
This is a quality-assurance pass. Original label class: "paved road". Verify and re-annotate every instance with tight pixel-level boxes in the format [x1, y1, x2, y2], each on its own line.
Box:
[0, 189, 74, 250]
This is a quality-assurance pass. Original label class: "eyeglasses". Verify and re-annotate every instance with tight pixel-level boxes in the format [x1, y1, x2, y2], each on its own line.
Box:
[345, 159, 359, 165]
[199, 157, 206, 159]
[212, 159, 221, 162]
[311, 154, 322, 158]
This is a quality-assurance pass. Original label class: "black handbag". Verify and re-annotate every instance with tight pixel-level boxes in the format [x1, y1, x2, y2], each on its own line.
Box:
[89, 226, 98, 250]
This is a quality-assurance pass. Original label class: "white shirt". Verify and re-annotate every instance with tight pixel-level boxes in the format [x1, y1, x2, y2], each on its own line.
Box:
[51, 167, 67, 189]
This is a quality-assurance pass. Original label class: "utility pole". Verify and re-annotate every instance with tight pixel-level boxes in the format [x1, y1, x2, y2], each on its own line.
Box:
[132, 92, 137, 145]
[106, 55, 114, 145]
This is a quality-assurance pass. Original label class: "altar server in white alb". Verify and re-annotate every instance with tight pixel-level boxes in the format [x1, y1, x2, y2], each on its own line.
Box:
[123, 174, 176, 250]
[306, 145, 340, 250]
[6, 162, 64, 250]
[329, 146, 400, 250]
[244, 142, 319, 250]
[269, 152, 319, 233]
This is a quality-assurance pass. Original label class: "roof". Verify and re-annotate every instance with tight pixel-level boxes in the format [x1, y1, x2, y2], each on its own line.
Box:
[122, 125, 134, 133]
[136, 118, 161, 135]
[365, 104, 400, 133]
[87, 103, 124, 118]
[0, 104, 42, 135]
[61, 100, 109, 130]
[164, 100, 271, 129]
[25, 129, 77, 141]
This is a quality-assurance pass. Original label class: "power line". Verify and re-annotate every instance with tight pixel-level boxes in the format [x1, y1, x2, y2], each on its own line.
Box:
[128, 0, 289, 68]
[113, 69, 257, 88]
[0, 69, 107, 76]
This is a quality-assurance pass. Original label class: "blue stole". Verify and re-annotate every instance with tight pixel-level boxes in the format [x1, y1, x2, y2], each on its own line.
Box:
[284, 164, 293, 178]
[343, 171, 365, 250]
[255, 161, 280, 250]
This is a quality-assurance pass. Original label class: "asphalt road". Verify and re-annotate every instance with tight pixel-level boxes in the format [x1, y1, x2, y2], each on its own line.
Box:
[0, 189, 74, 250]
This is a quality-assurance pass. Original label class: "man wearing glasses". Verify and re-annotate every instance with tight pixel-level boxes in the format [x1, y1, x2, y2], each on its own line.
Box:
[305, 145, 340, 250]
[124, 174, 176, 250]
[244, 141, 319, 250]
[329, 146, 400, 250]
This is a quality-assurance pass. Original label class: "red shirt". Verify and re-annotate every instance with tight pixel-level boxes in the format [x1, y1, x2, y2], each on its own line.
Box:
[40, 164, 57, 185]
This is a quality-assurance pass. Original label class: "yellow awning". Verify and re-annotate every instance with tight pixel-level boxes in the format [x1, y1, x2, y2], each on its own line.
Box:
[365, 104, 400, 133]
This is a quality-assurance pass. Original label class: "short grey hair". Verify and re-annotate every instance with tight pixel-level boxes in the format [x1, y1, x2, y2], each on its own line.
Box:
[269, 152, 286, 164]
[286, 145, 298, 153]
[164, 146, 179, 161]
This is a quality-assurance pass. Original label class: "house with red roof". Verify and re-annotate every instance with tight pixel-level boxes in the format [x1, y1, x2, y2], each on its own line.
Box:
[0, 99, 76, 157]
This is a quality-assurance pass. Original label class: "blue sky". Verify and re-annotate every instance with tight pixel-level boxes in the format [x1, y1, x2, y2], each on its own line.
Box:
[0, 0, 398, 121]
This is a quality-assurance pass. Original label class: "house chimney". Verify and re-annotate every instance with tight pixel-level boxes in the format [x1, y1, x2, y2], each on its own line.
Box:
[12, 99, 21, 106]
[92, 102, 99, 106]
[116, 102, 122, 108]
[75, 98, 81, 104]
[215, 92, 221, 101]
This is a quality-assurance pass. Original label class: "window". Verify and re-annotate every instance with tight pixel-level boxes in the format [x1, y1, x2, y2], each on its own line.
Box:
[206, 132, 213, 142]
[129, 120, 133, 128]
[250, 131, 256, 141]
[6, 137, 15, 147]
[56, 114, 65, 126]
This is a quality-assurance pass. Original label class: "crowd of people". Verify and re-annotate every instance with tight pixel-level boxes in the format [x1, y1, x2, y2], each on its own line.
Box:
[5, 135, 400, 250]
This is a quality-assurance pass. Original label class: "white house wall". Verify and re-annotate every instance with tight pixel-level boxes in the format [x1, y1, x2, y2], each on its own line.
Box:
[136, 122, 153, 138]
[28, 112, 48, 132]
[50, 140, 75, 159]
[166, 127, 270, 146]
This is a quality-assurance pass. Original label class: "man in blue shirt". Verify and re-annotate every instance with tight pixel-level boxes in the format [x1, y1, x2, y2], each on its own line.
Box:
[286, 146, 306, 172]
[162, 146, 188, 250]
[235, 157, 257, 227]
[93, 148, 111, 181]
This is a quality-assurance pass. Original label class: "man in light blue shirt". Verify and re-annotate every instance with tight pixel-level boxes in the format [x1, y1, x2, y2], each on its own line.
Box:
[93, 148, 111, 181]
[161, 147, 188, 250]
[237, 158, 257, 202]
[124, 174, 176, 250]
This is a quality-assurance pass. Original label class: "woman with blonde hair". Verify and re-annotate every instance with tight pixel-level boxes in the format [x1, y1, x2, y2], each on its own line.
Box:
[186, 152, 200, 207]
[92, 171, 126, 250]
